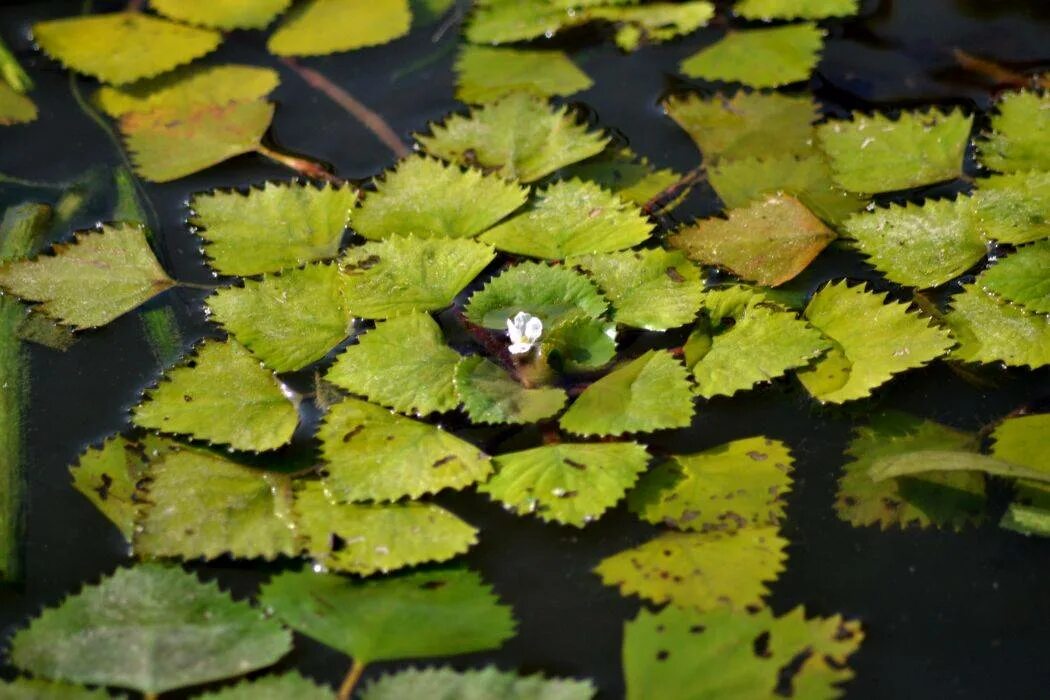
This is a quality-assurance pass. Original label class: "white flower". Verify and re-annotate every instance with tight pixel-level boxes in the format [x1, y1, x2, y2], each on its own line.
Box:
[506, 311, 543, 355]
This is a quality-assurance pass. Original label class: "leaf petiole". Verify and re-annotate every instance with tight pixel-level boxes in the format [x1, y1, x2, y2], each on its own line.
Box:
[255, 144, 343, 184]
[337, 659, 366, 700]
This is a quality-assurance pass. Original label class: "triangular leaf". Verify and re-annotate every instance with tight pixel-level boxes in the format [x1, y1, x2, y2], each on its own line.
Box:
[360, 666, 595, 700]
[557, 147, 683, 208]
[267, 0, 411, 56]
[464, 261, 608, 329]
[680, 24, 825, 88]
[464, 1, 583, 44]
[969, 170, 1050, 245]
[325, 312, 461, 416]
[258, 567, 516, 664]
[559, 350, 694, 437]
[132, 339, 300, 452]
[945, 284, 1050, 368]
[479, 441, 651, 526]
[10, 563, 291, 694]
[0, 82, 36, 125]
[69, 436, 146, 540]
[351, 156, 527, 241]
[317, 397, 491, 502]
[455, 46, 592, 103]
[0, 222, 173, 329]
[595, 527, 787, 610]
[454, 355, 567, 425]
[480, 179, 653, 259]
[96, 63, 280, 118]
[195, 672, 333, 700]
[151, 0, 292, 30]
[208, 263, 354, 372]
[190, 181, 356, 276]
[990, 413, 1049, 474]
[978, 90, 1050, 173]
[417, 93, 610, 183]
[977, 240, 1050, 313]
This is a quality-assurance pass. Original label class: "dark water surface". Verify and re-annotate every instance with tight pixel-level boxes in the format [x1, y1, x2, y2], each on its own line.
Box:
[1, 0, 1048, 697]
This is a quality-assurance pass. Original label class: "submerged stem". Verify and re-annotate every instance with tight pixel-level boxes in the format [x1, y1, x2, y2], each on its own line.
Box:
[952, 48, 1050, 89]
[337, 659, 366, 700]
[642, 167, 703, 215]
[279, 57, 411, 159]
[256, 144, 343, 184]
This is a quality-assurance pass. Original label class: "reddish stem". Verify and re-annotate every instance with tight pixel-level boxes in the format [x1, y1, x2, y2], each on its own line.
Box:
[642, 167, 703, 215]
[952, 48, 1050, 89]
[255, 144, 343, 184]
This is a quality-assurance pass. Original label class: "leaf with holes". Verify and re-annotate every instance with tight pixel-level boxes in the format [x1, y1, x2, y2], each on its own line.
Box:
[664, 91, 817, 164]
[122, 99, 274, 183]
[454, 356, 567, 425]
[571, 249, 704, 330]
[360, 666, 595, 700]
[70, 437, 146, 541]
[465, 261, 608, 329]
[680, 24, 825, 88]
[561, 350, 694, 436]
[132, 339, 300, 452]
[479, 442, 650, 527]
[0, 223, 173, 329]
[296, 482, 477, 576]
[796, 281, 953, 403]
[258, 567, 516, 664]
[735, 0, 858, 20]
[208, 264, 353, 372]
[671, 195, 836, 287]
[96, 63, 280, 118]
[558, 147, 683, 208]
[455, 46, 592, 103]
[9, 563, 291, 694]
[979, 91, 1050, 173]
[268, 0, 411, 55]
[835, 412, 986, 531]
[630, 437, 793, 531]
[32, 12, 221, 85]
[480, 180, 653, 259]
[977, 241, 1050, 313]
[318, 397, 491, 502]
[969, 170, 1050, 245]
[595, 527, 787, 610]
[151, 0, 292, 29]
[196, 672, 333, 700]
[817, 109, 973, 193]
[351, 156, 527, 241]
[191, 181, 356, 276]
[417, 94, 610, 183]
[325, 312, 461, 416]
[945, 285, 1050, 368]
[341, 235, 496, 318]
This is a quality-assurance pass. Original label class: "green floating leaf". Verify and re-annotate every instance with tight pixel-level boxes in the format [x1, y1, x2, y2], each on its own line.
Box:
[1000, 479, 1050, 538]
[560, 350, 694, 437]
[672, 194, 836, 287]
[268, 0, 411, 56]
[196, 672, 333, 700]
[70, 436, 146, 540]
[844, 197, 986, 288]
[991, 413, 1049, 474]
[797, 281, 953, 403]
[455, 46, 592, 103]
[0, 81, 37, 125]
[325, 312, 461, 416]
[0, 222, 173, 329]
[542, 316, 618, 373]
[360, 666, 595, 700]
[630, 437, 793, 531]
[151, 0, 292, 29]
[595, 527, 787, 610]
[480, 442, 651, 527]
[664, 91, 818, 164]
[707, 153, 868, 226]
[32, 12, 221, 85]
[680, 24, 825, 88]
[96, 63, 280, 118]
[10, 563, 291, 694]
[0, 679, 112, 699]
[318, 397, 491, 502]
[687, 294, 830, 398]
[418, 93, 610, 183]
[969, 170, 1050, 245]
[835, 412, 986, 531]
[296, 482, 477, 576]
[464, 1, 582, 44]
[351, 156, 527, 241]
[454, 356, 567, 425]
[480, 179, 653, 259]
[558, 147, 683, 208]
[623, 605, 863, 700]
[735, 0, 858, 20]
[208, 263, 354, 372]
[191, 181, 356, 276]
[945, 284, 1050, 368]
[977, 240, 1050, 313]
[571, 249, 705, 331]
[132, 339, 300, 452]
[465, 261, 608, 329]
[978, 91, 1050, 173]
[590, 2, 715, 52]
[123, 98, 274, 183]
[817, 109, 973, 193]
[258, 567, 516, 664]
[341, 235, 495, 318]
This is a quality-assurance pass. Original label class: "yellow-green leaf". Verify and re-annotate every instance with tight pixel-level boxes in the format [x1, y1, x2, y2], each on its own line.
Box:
[680, 24, 825, 88]
[70, 437, 147, 540]
[151, 0, 292, 29]
[268, 0, 411, 56]
[945, 284, 1050, 368]
[96, 63, 280, 118]
[978, 90, 1050, 174]
[455, 46, 592, 104]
